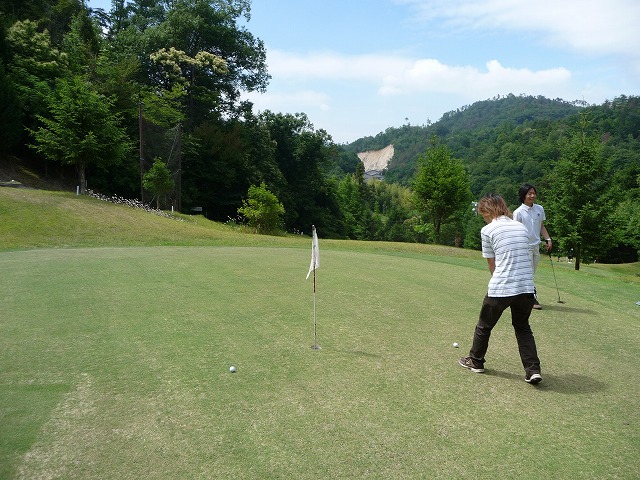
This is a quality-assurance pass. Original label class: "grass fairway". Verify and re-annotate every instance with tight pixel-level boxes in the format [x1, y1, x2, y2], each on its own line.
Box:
[1, 188, 639, 479]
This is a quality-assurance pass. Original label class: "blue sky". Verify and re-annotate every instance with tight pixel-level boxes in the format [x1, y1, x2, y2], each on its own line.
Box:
[90, 0, 640, 144]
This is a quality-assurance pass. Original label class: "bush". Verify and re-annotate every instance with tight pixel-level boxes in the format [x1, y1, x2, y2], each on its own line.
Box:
[237, 183, 285, 234]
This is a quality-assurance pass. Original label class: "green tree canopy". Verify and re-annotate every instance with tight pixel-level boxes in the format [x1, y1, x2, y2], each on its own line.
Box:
[547, 114, 620, 269]
[61, 10, 101, 76]
[108, 0, 269, 127]
[5, 19, 67, 128]
[30, 75, 131, 193]
[336, 162, 374, 240]
[259, 111, 344, 237]
[143, 157, 174, 209]
[237, 182, 285, 234]
[412, 143, 472, 243]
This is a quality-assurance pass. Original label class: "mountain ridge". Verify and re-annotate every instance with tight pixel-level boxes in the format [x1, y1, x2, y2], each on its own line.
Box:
[343, 94, 585, 185]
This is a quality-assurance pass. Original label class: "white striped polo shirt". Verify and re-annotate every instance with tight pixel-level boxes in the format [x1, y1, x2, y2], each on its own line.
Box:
[481, 216, 535, 297]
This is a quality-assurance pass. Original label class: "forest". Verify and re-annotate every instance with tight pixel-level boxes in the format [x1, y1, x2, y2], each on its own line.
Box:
[1, 0, 639, 265]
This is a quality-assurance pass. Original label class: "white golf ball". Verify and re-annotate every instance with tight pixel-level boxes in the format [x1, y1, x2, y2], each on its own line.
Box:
[453, 342, 459, 348]
[229, 366, 236, 373]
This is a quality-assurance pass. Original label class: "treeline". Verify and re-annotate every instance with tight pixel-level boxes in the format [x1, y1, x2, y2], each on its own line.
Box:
[1, 1, 638, 261]
[0, 0, 369, 238]
[344, 95, 640, 262]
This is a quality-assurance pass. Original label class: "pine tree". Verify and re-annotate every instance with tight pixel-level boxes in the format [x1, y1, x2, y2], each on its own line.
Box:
[547, 114, 620, 270]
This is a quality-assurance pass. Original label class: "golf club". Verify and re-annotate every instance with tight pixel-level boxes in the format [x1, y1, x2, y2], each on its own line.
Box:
[548, 252, 565, 303]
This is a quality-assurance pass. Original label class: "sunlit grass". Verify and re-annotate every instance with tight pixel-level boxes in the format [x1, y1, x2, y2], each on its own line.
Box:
[1, 187, 638, 479]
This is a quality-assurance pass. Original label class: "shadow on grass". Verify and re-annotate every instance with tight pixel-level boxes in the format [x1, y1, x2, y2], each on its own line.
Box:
[538, 373, 608, 394]
[538, 304, 596, 315]
[485, 370, 607, 394]
[333, 349, 381, 358]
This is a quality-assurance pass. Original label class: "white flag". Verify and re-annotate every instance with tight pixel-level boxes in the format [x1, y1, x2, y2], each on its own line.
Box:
[306, 226, 320, 279]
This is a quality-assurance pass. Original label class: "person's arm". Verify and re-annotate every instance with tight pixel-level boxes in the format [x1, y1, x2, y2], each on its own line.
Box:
[486, 257, 495, 274]
[541, 222, 552, 252]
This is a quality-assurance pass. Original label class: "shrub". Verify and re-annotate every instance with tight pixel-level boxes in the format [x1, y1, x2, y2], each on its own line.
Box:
[237, 182, 285, 234]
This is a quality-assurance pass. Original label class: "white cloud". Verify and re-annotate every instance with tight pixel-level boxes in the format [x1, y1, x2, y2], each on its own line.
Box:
[399, 0, 640, 59]
[264, 49, 572, 98]
[380, 59, 572, 97]
[243, 0, 638, 142]
[265, 49, 410, 81]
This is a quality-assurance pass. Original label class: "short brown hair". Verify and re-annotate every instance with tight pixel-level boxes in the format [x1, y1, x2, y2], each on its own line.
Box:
[477, 194, 511, 220]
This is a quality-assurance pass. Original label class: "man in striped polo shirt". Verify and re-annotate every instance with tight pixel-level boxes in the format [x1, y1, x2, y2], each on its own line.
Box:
[459, 194, 542, 384]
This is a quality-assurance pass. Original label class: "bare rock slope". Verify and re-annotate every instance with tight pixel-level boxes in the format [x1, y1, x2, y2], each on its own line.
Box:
[357, 144, 394, 172]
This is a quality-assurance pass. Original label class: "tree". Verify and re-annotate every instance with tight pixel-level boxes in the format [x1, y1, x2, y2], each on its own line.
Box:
[143, 157, 174, 209]
[412, 143, 472, 243]
[547, 114, 620, 270]
[336, 165, 372, 239]
[237, 182, 285, 234]
[61, 10, 102, 76]
[149, 46, 228, 96]
[614, 172, 640, 260]
[0, 61, 22, 158]
[259, 111, 344, 237]
[5, 19, 67, 132]
[113, 0, 269, 127]
[30, 76, 131, 193]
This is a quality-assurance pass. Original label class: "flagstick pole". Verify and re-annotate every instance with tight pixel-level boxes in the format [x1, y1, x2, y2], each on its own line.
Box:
[311, 225, 320, 350]
[312, 267, 319, 349]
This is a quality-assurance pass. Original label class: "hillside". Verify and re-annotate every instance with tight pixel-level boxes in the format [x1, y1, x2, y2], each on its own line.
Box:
[357, 144, 394, 176]
[344, 94, 584, 184]
[2, 187, 638, 282]
[0, 187, 482, 260]
[4, 94, 637, 254]
[0, 186, 292, 250]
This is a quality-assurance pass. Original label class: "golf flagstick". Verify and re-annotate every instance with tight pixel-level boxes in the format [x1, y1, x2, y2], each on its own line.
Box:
[307, 225, 321, 349]
[549, 252, 565, 303]
[312, 266, 319, 349]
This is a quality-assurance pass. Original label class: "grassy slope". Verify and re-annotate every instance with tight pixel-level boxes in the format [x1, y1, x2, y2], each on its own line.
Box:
[1, 187, 637, 280]
[1, 187, 639, 479]
[0, 187, 483, 258]
[0, 187, 287, 250]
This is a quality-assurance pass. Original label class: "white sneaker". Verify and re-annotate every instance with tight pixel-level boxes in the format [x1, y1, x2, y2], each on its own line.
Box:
[525, 373, 542, 384]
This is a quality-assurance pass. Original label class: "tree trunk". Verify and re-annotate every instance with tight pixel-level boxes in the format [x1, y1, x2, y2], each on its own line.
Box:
[78, 165, 87, 194]
[434, 218, 442, 243]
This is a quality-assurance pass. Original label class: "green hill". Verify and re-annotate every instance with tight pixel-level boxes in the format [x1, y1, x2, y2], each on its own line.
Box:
[2, 186, 638, 283]
[0, 187, 294, 250]
[0, 186, 478, 259]
[344, 94, 583, 183]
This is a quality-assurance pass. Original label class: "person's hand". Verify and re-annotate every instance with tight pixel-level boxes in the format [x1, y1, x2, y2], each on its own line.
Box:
[545, 239, 552, 252]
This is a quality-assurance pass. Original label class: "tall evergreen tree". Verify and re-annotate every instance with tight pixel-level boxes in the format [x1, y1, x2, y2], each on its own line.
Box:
[412, 143, 472, 243]
[547, 114, 620, 270]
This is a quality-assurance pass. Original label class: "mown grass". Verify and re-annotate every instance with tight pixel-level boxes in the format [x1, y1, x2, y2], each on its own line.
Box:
[0, 188, 287, 249]
[1, 187, 639, 479]
[0, 188, 484, 259]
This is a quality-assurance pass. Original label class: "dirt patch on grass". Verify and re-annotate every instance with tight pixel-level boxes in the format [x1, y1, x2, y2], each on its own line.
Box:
[16, 373, 97, 480]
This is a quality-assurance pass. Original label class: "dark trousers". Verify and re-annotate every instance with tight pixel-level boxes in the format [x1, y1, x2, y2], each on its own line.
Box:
[469, 293, 541, 375]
